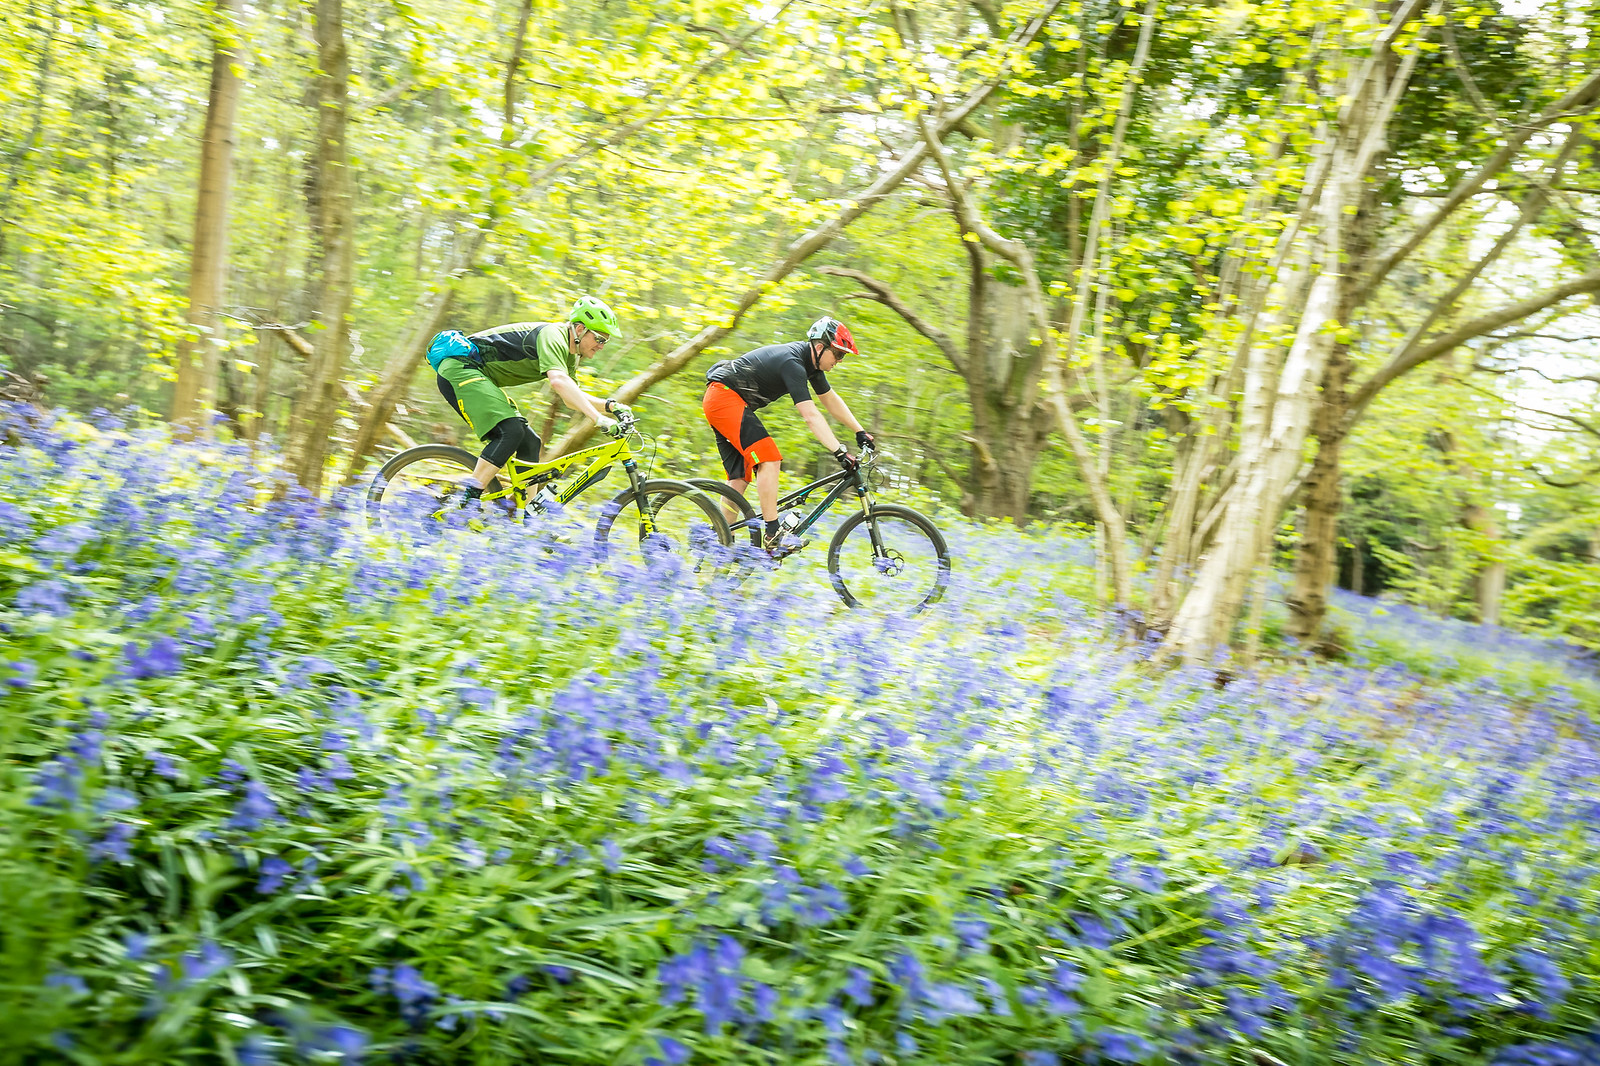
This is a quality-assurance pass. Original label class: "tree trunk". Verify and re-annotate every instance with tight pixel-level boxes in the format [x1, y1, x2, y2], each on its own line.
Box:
[964, 263, 1049, 522]
[284, 0, 353, 494]
[170, 0, 244, 432]
[1284, 361, 1346, 645]
[1165, 4, 1425, 656]
[1462, 490, 1506, 626]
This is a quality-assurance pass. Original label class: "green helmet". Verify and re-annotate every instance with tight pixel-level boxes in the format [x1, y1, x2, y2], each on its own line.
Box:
[568, 296, 619, 337]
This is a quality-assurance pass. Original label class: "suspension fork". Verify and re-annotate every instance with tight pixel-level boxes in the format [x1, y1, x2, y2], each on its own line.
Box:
[623, 457, 657, 536]
[855, 467, 887, 557]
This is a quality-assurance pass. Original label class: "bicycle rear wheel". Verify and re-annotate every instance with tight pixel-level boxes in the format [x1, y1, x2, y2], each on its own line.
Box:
[826, 504, 951, 613]
[685, 477, 761, 547]
[593, 479, 733, 579]
[367, 444, 516, 535]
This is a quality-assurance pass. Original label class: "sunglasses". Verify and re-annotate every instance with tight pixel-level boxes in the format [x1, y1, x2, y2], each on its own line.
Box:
[589, 330, 610, 348]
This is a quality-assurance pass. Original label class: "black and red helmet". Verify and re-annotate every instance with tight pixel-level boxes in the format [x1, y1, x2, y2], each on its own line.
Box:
[807, 316, 858, 357]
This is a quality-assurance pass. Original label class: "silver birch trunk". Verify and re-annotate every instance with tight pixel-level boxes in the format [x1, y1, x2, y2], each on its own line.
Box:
[170, 0, 243, 433]
[1165, 19, 1416, 656]
[284, 0, 353, 494]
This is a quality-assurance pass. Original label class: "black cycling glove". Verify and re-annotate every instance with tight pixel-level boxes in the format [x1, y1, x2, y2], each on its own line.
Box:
[833, 446, 859, 473]
[855, 429, 875, 450]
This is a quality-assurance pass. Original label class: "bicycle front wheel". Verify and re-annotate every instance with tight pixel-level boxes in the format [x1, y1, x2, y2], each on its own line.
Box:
[827, 504, 951, 613]
[593, 479, 733, 578]
[367, 444, 515, 534]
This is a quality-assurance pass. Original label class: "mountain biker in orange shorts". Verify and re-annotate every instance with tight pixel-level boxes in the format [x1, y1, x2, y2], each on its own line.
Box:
[702, 317, 874, 556]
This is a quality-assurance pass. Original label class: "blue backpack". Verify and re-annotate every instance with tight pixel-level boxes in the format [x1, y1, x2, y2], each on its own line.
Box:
[426, 330, 481, 372]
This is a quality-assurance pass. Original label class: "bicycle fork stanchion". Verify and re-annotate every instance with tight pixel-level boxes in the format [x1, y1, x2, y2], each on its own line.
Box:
[622, 457, 658, 538]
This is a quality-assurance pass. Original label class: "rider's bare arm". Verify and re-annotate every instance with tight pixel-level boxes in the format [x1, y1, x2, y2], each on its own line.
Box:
[545, 367, 614, 429]
[816, 389, 864, 437]
[794, 398, 843, 453]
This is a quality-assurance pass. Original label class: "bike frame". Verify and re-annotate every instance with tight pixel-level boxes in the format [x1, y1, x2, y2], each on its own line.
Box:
[727, 454, 888, 556]
[481, 423, 654, 530]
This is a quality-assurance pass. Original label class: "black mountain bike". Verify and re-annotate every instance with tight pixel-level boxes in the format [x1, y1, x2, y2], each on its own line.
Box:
[688, 445, 951, 613]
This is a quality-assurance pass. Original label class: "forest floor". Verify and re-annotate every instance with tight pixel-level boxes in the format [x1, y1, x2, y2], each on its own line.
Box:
[2, 408, 1597, 1066]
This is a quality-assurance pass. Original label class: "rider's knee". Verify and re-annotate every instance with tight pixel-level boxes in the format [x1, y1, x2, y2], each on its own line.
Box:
[482, 416, 539, 468]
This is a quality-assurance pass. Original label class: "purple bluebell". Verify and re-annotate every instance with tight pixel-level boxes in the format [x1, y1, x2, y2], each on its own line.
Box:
[121, 636, 182, 679]
[44, 973, 88, 996]
[304, 1025, 366, 1062]
[31, 757, 82, 807]
[4, 659, 39, 687]
[653, 1035, 691, 1066]
[953, 914, 991, 952]
[844, 967, 874, 1007]
[976, 976, 1011, 1016]
[181, 941, 234, 983]
[390, 963, 439, 1027]
[256, 856, 293, 894]
[228, 780, 280, 830]
[146, 749, 179, 779]
[1097, 1030, 1156, 1062]
[89, 822, 137, 863]
[236, 1033, 277, 1066]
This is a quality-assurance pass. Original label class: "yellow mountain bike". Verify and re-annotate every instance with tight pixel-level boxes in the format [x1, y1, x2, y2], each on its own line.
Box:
[365, 412, 732, 567]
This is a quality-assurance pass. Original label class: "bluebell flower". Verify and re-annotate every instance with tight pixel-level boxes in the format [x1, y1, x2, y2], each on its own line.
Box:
[1022, 1052, 1060, 1066]
[842, 855, 872, 878]
[922, 982, 983, 1020]
[390, 963, 439, 1027]
[751, 981, 778, 1021]
[1515, 948, 1571, 1009]
[228, 781, 281, 830]
[4, 659, 38, 687]
[31, 757, 82, 807]
[1097, 1030, 1156, 1062]
[543, 965, 575, 984]
[44, 973, 88, 997]
[256, 856, 293, 894]
[236, 1033, 277, 1066]
[89, 822, 137, 863]
[976, 976, 1011, 1016]
[17, 580, 73, 616]
[123, 931, 150, 960]
[895, 1031, 918, 1055]
[181, 941, 234, 983]
[304, 1025, 366, 1062]
[953, 914, 990, 952]
[600, 837, 622, 872]
[844, 967, 874, 1007]
[653, 1035, 691, 1066]
[122, 636, 182, 679]
[146, 750, 179, 779]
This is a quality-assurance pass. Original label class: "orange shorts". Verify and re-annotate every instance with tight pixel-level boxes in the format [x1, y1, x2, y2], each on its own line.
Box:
[703, 383, 782, 482]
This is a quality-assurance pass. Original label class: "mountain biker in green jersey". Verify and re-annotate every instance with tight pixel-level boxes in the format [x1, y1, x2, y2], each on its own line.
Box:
[426, 296, 631, 501]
